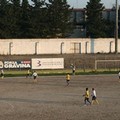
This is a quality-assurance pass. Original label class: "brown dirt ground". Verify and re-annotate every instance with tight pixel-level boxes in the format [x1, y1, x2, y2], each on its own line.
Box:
[0, 74, 120, 120]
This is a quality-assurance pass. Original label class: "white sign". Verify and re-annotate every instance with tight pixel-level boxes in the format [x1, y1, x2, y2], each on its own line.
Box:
[32, 58, 64, 69]
[4, 61, 31, 69]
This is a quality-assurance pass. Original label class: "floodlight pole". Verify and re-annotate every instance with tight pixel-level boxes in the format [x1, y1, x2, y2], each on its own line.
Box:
[115, 0, 118, 54]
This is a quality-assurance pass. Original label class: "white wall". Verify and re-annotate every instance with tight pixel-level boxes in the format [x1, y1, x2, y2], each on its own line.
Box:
[0, 38, 119, 55]
[94, 39, 115, 53]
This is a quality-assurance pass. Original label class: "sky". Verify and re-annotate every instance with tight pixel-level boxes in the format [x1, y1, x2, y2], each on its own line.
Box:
[68, 0, 119, 8]
[29, 0, 119, 9]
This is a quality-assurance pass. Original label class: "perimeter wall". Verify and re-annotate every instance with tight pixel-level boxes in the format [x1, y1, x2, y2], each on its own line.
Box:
[0, 38, 120, 55]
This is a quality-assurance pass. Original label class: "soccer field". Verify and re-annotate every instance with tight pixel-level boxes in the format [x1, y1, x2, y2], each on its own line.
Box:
[0, 75, 120, 120]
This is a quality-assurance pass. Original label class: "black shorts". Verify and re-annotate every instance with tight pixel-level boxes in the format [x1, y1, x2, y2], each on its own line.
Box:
[85, 97, 89, 100]
[1, 73, 4, 76]
[73, 70, 75, 73]
[92, 96, 97, 100]
[34, 76, 37, 79]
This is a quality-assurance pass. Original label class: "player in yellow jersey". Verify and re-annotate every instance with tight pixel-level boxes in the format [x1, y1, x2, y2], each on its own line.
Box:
[66, 73, 70, 86]
[83, 88, 91, 105]
[26, 69, 31, 78]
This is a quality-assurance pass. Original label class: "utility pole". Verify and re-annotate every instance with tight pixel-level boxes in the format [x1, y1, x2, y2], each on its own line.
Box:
[115, 0, 118, 54]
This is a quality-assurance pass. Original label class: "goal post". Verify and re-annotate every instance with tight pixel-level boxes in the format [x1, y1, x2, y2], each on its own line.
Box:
[95, 60, 120, 70]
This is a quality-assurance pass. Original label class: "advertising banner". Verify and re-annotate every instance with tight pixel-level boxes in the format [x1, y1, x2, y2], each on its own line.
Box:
[32, 58, 64, 69]
[4, 61, 31, 69]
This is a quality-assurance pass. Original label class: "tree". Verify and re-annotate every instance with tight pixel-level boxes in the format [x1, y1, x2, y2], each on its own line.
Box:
[103, 19, 115, 38]
[0, 0, 10, 38]
[7, 0, 21, 38]
[0, 0, 72, 38]
[11, 0, 20, 7]
[18, 0, 34, 38]
[31, 0, 48, 38]
[46, 0, 72, 38]
[85, 0, 105, 38]
[31, 0, 45, 8]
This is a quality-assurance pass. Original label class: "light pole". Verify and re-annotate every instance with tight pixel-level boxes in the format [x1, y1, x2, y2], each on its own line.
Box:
[115, 0, 118, 54]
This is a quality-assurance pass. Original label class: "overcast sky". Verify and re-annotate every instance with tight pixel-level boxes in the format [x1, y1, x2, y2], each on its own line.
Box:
[29, 0, 119, 9]
[68, 0, 119, 8]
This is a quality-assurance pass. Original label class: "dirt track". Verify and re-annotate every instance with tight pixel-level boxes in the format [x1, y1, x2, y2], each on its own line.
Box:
[0, 75, 120, 120]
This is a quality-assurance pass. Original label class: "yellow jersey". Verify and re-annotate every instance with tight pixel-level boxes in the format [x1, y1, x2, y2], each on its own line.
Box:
[66, 74, 70, 80]
[85, 90, 90, 98]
